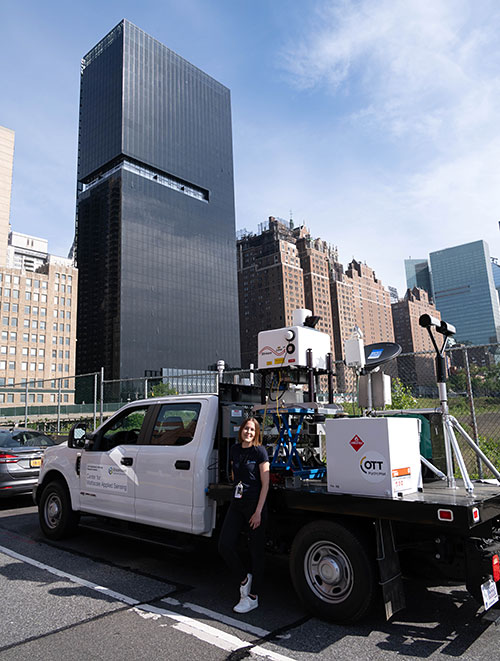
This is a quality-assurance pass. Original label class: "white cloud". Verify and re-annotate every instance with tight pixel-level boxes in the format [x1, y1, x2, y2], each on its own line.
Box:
[268, 0, 500, 292]
[282, 0, 500, 141]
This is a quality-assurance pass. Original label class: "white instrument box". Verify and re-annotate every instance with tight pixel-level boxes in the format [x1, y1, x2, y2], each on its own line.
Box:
[325, 417, 422, 498]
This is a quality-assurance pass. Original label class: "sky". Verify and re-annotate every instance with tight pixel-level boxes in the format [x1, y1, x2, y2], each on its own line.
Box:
[1, 0, 499, 295]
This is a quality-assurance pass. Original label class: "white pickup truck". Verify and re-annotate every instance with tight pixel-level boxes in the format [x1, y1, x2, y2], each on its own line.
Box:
[34, 391, 500, 624]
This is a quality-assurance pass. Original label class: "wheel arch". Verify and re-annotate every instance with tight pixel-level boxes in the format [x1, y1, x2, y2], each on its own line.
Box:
[36, 470, 76, 509]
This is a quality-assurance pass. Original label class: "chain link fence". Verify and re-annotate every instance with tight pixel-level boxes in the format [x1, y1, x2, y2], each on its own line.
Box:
[333, 343, 500, 479]
[0, 346, 498, 478]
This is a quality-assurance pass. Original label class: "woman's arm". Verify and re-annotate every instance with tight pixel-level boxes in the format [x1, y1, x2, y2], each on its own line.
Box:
[249, 461, 270, 529]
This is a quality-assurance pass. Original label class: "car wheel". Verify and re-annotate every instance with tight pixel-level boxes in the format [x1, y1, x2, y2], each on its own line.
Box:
[39, 480, 80, 540]
[290, 519, 377, 623]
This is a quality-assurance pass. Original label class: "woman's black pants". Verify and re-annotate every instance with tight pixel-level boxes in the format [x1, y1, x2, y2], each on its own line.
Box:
[218, 498, 267, 596]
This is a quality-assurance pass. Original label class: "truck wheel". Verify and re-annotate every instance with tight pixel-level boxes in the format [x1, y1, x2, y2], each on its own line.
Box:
[290, 520, 377, 623]
[39, 481, 80, 540]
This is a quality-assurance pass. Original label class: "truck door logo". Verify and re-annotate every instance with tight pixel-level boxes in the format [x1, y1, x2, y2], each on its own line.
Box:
[349, 435, 364, 452]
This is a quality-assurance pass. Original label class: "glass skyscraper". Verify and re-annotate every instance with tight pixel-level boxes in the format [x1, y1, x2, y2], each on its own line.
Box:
[76, 20, 240, 379]
[404, 258, 433, 300]
[429, 240, 500, 345]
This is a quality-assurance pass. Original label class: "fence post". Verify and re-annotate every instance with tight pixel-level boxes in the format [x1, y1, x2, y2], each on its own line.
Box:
[144, 378, 148, 400]
[464, 347, 482, 478]
[93, 372, 97, 431]
[100, 367, 104, 426]
[24, 380, 28, 427]
[57, 378, 62, 434]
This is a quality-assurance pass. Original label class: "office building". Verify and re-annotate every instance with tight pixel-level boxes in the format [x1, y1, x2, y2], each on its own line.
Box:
[404, 258, 433, 300]
[392, 287, 440, 392]
[76, 20, 240, 380]
[237, 217, 338, 368]
[0, 126, 78, 408]
[492, 257, 500, 298]
[388, 286, 399, 304]
[238, 218, 307, 368]
[0, 234, 78, 407]
[295, 234, 336, 337]
[7, 232, 50, 271]
[330, 260, 394, 352]
[0, 126, 15, 268]
[429, 240, 500, 346]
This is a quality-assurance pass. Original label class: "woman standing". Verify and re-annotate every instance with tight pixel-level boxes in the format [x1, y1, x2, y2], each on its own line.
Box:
[218, 417, 270, 613]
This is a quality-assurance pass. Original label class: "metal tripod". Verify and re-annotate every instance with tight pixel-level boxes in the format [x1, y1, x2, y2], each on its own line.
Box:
[424, 321, 500, 494]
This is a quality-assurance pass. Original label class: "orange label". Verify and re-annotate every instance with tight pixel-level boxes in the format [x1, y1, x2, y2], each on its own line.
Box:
[392, 467, 410, 478]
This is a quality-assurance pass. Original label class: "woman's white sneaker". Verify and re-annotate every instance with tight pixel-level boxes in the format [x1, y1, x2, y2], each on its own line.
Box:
[240, 573, 253, 598]
[233, 595, 258, 613]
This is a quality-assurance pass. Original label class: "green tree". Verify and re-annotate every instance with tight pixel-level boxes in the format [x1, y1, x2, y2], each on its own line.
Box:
[389, 378, 417, 409]
[149, 381, 178, 397]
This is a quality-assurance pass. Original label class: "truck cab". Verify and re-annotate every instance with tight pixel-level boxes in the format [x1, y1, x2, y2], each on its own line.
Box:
[35, 395, 219, 538]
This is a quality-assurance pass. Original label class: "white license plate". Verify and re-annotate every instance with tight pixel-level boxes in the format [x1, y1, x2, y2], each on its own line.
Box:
[481, 578, 499, 611]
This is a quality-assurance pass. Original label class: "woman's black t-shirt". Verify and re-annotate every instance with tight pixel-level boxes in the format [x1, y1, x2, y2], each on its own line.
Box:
[230, 443, 268, 500]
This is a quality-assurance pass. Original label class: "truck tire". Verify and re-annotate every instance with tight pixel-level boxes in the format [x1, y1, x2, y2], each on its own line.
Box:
[39, 480, 80, 540]
[290, 519, 377, 623]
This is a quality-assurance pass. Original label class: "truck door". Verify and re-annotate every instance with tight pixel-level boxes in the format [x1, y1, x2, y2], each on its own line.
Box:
[133, 400, 205, 533]
[79, 404, 152, 520]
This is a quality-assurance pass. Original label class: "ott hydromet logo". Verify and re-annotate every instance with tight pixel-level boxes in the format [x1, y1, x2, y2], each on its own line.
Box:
[359, 451, 387, 483]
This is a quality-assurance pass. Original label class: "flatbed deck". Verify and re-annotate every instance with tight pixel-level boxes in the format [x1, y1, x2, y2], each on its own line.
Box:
[209, 478, 500, 533]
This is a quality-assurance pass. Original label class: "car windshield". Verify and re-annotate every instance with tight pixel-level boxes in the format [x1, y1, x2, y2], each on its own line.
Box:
[0, 430, 56, 448]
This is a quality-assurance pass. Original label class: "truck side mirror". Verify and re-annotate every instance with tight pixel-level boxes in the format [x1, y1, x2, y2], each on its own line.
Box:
[68, 423, 87, 449]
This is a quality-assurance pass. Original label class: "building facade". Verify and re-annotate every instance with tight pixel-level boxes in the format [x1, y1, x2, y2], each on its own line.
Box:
[330, 260, 394, 354]
[404, 258, 433, 300]
[0, 126, 15, 268]
[237, 218, 307, 368]
[238, 217, 396, 391]
[76, 20, 240, 379]
[237, 217, 339, 368]
[429, 240, 500, 346]
[0, 262, 77, 406]
[492, 257, 500, 298]
[392, 287, 440, 393]
[0, 126, 78, 409]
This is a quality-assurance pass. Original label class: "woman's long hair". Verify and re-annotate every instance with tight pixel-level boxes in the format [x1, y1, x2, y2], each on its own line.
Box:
[237, 417, 262, 446]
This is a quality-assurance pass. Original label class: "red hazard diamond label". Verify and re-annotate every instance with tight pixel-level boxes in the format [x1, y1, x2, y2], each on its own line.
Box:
[349, 435, 364, 452]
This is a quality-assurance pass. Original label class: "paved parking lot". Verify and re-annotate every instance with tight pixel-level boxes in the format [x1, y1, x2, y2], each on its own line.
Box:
[0, 496, 498, 660]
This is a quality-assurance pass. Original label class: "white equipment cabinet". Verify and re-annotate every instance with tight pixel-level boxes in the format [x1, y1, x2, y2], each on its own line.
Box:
[325, 417, 422, 498]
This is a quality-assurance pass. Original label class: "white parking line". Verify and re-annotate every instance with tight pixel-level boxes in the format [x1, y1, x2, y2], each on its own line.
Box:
[0, 544, 140, 605]
[137, 604, 294, 661]
[162, 596, 270, 638]
[0, 544, 295, 661]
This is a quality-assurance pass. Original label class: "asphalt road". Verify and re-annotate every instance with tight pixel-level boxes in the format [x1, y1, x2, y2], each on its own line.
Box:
[0, 495, 498, 660]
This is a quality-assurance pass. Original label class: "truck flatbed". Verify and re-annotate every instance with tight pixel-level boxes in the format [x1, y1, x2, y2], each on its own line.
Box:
[209, 478, 500, 533]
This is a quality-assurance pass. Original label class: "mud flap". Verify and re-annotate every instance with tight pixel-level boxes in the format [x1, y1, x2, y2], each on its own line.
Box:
[375, 518, 406, 620]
